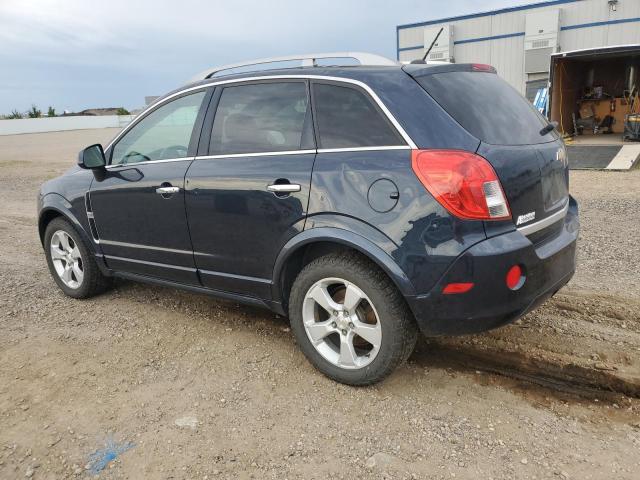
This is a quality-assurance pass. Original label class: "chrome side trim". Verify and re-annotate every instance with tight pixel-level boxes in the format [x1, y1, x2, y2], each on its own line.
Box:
[84, 192, 100, 244]
[104, 254, 196, 272]
[193, 146, 411, 160]
[99, 239, 193, 255]
[104, 75, 417, 153]
[196, 149, 315, 160]
[317, 146, 410, 153]
[517, 201, 569, 237]
[198, 268, 273, 284]
[105, 157, 194, 170]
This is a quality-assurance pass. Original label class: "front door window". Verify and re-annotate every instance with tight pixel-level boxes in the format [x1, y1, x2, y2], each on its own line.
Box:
[111, 91, 206, 165]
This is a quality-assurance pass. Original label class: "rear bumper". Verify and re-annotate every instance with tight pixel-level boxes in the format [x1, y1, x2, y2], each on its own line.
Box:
[406, 196, 579, 336]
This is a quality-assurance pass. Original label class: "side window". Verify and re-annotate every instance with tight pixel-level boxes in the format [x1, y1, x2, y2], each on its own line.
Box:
[210, 82, 309, 155]
[111, 91, 206, 165]
[312, 83, 405, 149]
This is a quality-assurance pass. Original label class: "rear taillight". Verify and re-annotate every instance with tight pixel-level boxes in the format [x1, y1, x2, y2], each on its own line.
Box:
[411, 149, 511, 221]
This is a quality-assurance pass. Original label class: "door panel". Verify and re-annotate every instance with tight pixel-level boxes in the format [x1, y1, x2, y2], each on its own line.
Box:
[90, 161, 199, 284]
[185, 80, 315, 298]
[89, 89, 211, 285]
[185, 153, 314, 297]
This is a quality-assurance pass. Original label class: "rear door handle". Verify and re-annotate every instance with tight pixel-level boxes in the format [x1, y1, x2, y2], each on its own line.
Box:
[267, 184, 301, 193]
[156, 186, 180, 195]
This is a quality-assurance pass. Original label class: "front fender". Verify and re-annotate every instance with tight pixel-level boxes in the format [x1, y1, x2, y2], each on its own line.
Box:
[271, 223, 416, 304]
[38, 193, 98, 256]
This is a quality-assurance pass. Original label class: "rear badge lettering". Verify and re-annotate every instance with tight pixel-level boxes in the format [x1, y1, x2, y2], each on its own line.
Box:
[516, 211, 536, 225]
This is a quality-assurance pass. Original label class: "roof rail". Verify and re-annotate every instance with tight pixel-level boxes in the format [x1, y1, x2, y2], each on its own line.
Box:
[188, 52, 398, 83]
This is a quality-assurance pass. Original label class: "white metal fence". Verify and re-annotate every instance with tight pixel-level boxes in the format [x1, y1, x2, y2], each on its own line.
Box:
[0, 115, 134, 136]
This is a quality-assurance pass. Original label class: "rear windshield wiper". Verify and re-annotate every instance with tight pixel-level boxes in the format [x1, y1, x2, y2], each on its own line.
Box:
[540, 121, 558, 136]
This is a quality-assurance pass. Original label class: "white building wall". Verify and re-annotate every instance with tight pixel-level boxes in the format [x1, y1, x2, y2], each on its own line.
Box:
[0, 115, 134, 136]
[397, 0, 640, 95]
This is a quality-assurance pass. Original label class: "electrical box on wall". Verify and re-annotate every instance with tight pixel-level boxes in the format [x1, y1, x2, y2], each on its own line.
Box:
[423, 25, 454, 62]
[524, 9, 560, 73]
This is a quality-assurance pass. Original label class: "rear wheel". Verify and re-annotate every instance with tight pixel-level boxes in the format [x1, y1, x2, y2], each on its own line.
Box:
[44, 217, 111, 298]
[288, 253, 417, 385]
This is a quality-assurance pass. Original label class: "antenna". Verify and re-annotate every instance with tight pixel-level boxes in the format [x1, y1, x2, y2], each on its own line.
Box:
[422, 27, 444, 62]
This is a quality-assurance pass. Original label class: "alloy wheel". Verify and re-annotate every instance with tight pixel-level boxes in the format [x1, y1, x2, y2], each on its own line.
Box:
[50, 230, 84, 289]
[302, 277, 382, 369]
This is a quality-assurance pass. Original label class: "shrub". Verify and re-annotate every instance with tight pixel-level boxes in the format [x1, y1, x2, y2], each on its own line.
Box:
[116, 107, 130, 115]
[27, 105, 42, 118]
[7, 110, 22, 119]
[47, 106, 56, 117]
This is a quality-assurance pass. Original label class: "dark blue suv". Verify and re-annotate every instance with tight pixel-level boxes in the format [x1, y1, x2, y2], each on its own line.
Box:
[38, 53, 579, 385]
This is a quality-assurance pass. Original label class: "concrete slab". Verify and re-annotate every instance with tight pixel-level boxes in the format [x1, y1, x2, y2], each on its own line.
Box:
[605, 144, 640, 170]
[567, 145, 622, 169]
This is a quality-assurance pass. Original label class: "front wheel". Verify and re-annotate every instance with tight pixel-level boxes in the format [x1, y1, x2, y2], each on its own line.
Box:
[44, 217, 111, 299]
[288, 253, 417, 385]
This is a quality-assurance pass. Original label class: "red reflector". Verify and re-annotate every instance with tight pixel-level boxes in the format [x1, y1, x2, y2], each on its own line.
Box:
[411, 150, 511, 220]
[506, 265, 523, 290]
[442, 282, 474, 295]
[472, 63, 496, 73]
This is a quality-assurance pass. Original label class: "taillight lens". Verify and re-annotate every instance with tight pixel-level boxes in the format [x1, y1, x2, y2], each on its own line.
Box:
[442, 282, 474, 294]
[411, 149, 511, 220]
[506, 265, 524, 290]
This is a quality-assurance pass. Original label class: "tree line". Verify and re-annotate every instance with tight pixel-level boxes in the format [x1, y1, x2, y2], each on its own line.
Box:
[2, 105, 130, 119]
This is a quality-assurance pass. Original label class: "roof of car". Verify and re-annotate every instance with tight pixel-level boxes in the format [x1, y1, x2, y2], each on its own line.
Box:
[146, 65, 408, 109]
[187, 65, 404, 87]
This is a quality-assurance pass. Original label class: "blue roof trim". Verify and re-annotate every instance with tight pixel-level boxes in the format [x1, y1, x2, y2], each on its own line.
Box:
[455, 31, 525, 45]
[397, 16, 640, 57]
[561, 16, 640, 30]
[397, 0, 580, 30]
[398, 31, 526, 53]
[398, 45, 423, 53]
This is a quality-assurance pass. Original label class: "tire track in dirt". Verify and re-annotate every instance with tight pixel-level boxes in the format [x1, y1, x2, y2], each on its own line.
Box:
[420, 290, 640, 398]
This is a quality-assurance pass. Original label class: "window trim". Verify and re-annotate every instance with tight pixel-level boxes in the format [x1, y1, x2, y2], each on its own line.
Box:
[309, 80, 407, 150]
[104, 75, 417, 156]
[107, 87, 212, 166]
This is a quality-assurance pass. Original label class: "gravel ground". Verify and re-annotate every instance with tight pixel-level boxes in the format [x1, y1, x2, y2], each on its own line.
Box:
[0, 129, 639, 480]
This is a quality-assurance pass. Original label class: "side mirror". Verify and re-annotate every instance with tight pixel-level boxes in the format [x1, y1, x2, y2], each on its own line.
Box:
[78, 144, 106, 169]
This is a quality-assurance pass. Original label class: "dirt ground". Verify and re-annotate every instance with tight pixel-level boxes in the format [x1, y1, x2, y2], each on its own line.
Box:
[0, 128, 639, 480]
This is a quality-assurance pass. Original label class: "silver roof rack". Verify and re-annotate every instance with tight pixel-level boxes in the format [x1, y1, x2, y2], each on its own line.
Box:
[188, 52, 398, 83]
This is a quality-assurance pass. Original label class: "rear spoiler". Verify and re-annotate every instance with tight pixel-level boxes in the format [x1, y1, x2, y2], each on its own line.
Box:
[403, 63, 496, 78]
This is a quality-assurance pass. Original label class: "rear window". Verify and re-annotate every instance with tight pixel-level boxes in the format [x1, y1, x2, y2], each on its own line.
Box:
[210, 82, 309, 155]
[312, 83, 405, 149]
[416, 72, 554, 145]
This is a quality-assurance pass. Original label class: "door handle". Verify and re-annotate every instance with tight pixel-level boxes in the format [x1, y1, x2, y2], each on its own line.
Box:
[267, 184, 301, 193]
[156, 186, 180, 195]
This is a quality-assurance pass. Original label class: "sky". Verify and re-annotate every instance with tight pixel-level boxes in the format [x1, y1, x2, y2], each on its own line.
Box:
[0, 0, 532, 114]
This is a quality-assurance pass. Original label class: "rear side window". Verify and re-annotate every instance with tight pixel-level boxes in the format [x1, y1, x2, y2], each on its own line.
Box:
[312, 83, 405, 149]
[210, 82, 309, 155]
[416, 72, 553, 145]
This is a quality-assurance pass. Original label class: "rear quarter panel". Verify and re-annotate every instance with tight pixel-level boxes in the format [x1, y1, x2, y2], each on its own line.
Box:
[307, 149, 486, 294]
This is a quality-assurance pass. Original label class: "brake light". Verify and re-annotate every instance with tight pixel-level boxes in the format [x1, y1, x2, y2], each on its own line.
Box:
[472, 63, 496, 73]
[411, 150, 511, 220]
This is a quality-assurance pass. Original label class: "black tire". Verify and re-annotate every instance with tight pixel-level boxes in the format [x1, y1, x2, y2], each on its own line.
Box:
[44, 217, 112, 299]
[288, 252, 417, 385]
